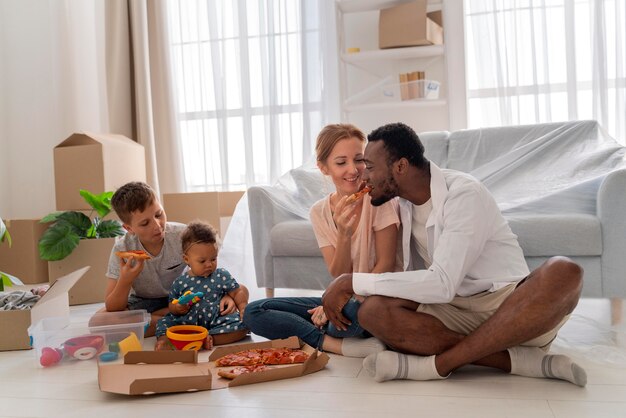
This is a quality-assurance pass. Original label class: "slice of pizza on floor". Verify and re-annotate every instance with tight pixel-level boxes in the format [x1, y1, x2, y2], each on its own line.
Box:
[217, 364, 270, 379]
[214, 347, 310, 367]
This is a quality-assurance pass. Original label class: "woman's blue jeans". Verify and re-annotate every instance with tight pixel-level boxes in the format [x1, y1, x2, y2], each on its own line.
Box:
[243, 296, 367, 350]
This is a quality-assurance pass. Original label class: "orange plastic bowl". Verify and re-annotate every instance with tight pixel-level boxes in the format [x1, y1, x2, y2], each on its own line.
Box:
[166, 325, 208, 351]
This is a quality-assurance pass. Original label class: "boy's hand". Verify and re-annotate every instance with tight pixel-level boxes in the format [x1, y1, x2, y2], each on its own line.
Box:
[220, 295, 236, 315]
[118, 256, 145, 283]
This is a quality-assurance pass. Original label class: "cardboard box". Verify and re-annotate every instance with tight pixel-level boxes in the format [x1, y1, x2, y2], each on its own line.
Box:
[379, 0, 443, 49]
[98, 336, 329, 395]
[162, 191, 245, 235]
[0, 219, 49, 284]
[54, 133, 146, 211]
[48, 237, 115, 305]
[0, 267, 88, 351]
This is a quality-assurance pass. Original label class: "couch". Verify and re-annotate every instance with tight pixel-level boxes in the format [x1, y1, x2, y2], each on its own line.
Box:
[247, 121, 626, 304]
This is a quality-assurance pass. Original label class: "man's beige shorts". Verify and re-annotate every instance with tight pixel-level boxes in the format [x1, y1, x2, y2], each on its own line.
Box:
[417, 283, 568, 350]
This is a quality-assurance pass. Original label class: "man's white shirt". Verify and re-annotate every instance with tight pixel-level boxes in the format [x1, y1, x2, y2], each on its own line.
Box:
[353, 162, 529, 304]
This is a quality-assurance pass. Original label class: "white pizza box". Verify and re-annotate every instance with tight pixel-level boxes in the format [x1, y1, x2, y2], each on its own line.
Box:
[97, 336, 329, 395]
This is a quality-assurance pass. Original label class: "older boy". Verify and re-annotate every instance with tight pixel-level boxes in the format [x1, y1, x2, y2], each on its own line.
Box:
[104, 182, 245, 337]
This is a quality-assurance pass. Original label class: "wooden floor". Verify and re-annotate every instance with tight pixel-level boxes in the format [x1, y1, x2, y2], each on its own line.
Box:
[1, 289, 625, 418]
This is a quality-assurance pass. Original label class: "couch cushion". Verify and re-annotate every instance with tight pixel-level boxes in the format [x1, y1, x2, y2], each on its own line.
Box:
[507, 214, 602, 256]
[420, 131, 449, 168]
[270, 220, 320, 257]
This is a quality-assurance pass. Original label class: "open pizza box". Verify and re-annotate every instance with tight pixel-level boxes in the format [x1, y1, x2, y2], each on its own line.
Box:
[97, 336, 329, 395]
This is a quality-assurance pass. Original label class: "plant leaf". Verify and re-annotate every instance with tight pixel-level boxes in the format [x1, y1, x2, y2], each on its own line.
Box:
[80, 190, 113, 219]
[96, 220, 126, 238]
[40, 211, 65, 223]
[0, 272, 10, 291]
[38, 223, 80, 261]
[0, 217, 11, 247]
[56, 212, 92, 238]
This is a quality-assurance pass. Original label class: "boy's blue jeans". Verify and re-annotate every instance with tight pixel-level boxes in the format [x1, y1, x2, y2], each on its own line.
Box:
[243, 296, 367, 350]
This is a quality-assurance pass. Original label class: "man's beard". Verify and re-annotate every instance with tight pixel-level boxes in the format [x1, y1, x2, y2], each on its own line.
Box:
[370, 176, 399, 207]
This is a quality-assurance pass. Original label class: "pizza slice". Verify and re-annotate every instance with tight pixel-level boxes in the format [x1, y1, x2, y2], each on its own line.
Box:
[345, 184, 373, 205]
[214, 347, 310, 367]
[115, 250, 151, 260]
[217, 364, 270, 379]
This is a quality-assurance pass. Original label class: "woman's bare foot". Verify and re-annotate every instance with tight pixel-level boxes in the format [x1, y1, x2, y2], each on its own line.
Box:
[203, 335, 214, 350]
[155, 336, 175, 351]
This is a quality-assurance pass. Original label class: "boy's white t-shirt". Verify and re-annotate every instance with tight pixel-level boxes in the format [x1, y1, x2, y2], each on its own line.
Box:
[106, 222, 186, 298]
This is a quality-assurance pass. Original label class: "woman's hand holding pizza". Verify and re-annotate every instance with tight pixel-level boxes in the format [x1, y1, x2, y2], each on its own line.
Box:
[333, 195, 359, 238]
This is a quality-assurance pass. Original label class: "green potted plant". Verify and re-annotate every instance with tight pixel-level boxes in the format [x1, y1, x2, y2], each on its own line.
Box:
[0, 216, 22, 291]
[38, 190, 125, 261]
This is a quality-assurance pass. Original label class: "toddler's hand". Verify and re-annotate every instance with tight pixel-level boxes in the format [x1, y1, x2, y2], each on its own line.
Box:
[220, 295, 236, 315]
[171, 302, 190, 316]
[238, 303, 247, 321]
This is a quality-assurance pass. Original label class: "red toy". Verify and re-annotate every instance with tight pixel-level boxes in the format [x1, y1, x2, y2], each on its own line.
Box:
[39, 335, 105, 367]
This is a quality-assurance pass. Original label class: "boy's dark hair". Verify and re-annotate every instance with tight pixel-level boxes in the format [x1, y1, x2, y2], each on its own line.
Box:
[111, 182, 157, 224]
[181, 221, 220, 254]
[368, 122, 429, 171]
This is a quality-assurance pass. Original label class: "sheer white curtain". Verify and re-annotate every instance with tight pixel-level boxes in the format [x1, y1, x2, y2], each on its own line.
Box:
[165, 0, 340, 191]
[465, 0, 626, 143]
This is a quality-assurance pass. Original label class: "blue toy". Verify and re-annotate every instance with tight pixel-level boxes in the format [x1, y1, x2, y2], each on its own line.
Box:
[173, 291, 204, 306]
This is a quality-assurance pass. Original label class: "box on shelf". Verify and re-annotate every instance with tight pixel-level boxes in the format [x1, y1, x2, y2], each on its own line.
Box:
[377, 80, 440, 103]
[98, 336, 329, 395]
[379, 0, 443, 49]
[48, 237, 115, 305]
[28, 308, 149, 367]
[162, 191, 245, 236]
[0, 219, 49, 284]
[0, 267, 88, 351]
[54, 133, 146, 211]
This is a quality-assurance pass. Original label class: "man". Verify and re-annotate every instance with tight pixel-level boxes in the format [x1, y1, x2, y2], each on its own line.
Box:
[322, 122, 586, 387]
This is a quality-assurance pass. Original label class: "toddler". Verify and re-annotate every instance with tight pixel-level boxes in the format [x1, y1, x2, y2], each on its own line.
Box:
[155, 221, 248, 350]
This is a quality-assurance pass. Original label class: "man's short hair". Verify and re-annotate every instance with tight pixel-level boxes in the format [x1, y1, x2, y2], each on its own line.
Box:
[111, 181, 157, 224]
[368, 122, 429, 171]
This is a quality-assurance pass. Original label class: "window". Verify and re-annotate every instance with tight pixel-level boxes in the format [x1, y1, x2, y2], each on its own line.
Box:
[465, 0, 625, 143]
[166, 0, 337, 191]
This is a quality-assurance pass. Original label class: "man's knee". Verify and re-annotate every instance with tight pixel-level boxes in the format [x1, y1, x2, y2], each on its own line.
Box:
[544, 256, 584, 293]
[358, 296, 416, 329]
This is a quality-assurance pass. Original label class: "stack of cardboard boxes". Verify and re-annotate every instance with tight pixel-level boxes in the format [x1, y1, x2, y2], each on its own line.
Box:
[0, 133, 147, 306]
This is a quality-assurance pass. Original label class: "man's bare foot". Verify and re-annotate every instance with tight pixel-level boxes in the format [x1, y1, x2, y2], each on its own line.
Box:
[155, 336, 175, 351]
[204, 335, 214, 350]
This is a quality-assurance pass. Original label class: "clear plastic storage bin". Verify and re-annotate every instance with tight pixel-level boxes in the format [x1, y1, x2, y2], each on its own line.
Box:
[380, 79, 441, 101]
[28, 309, 150, 367]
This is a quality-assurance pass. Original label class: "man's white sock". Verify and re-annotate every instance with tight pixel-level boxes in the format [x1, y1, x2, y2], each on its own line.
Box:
[362, 351, 448, 382]
[341, 337, 386, 358]
[508, 346, 587, 387]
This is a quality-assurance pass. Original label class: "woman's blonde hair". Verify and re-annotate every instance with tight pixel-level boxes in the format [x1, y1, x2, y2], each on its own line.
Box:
[315, 124, 366, 164]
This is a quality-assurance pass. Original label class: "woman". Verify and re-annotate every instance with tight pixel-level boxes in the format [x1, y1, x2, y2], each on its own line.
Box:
[244, 124, 400, 357]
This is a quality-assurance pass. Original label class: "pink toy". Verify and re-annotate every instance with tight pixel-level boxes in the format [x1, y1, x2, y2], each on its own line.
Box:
[40, 335, 105, 367]
[39, 347, 63, 367]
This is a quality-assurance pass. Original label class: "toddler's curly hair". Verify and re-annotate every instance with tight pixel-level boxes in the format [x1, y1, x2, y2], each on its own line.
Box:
[181, 221, 221, 254]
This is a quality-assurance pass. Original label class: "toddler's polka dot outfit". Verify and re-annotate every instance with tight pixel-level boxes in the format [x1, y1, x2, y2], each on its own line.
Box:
[155, 267, 246, 337]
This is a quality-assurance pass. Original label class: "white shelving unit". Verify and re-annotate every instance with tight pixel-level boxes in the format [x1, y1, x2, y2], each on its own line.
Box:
[335, 0, 467, 132]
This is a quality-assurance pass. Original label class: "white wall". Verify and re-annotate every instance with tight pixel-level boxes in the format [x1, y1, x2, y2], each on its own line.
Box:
[0, 0, 132, 220]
